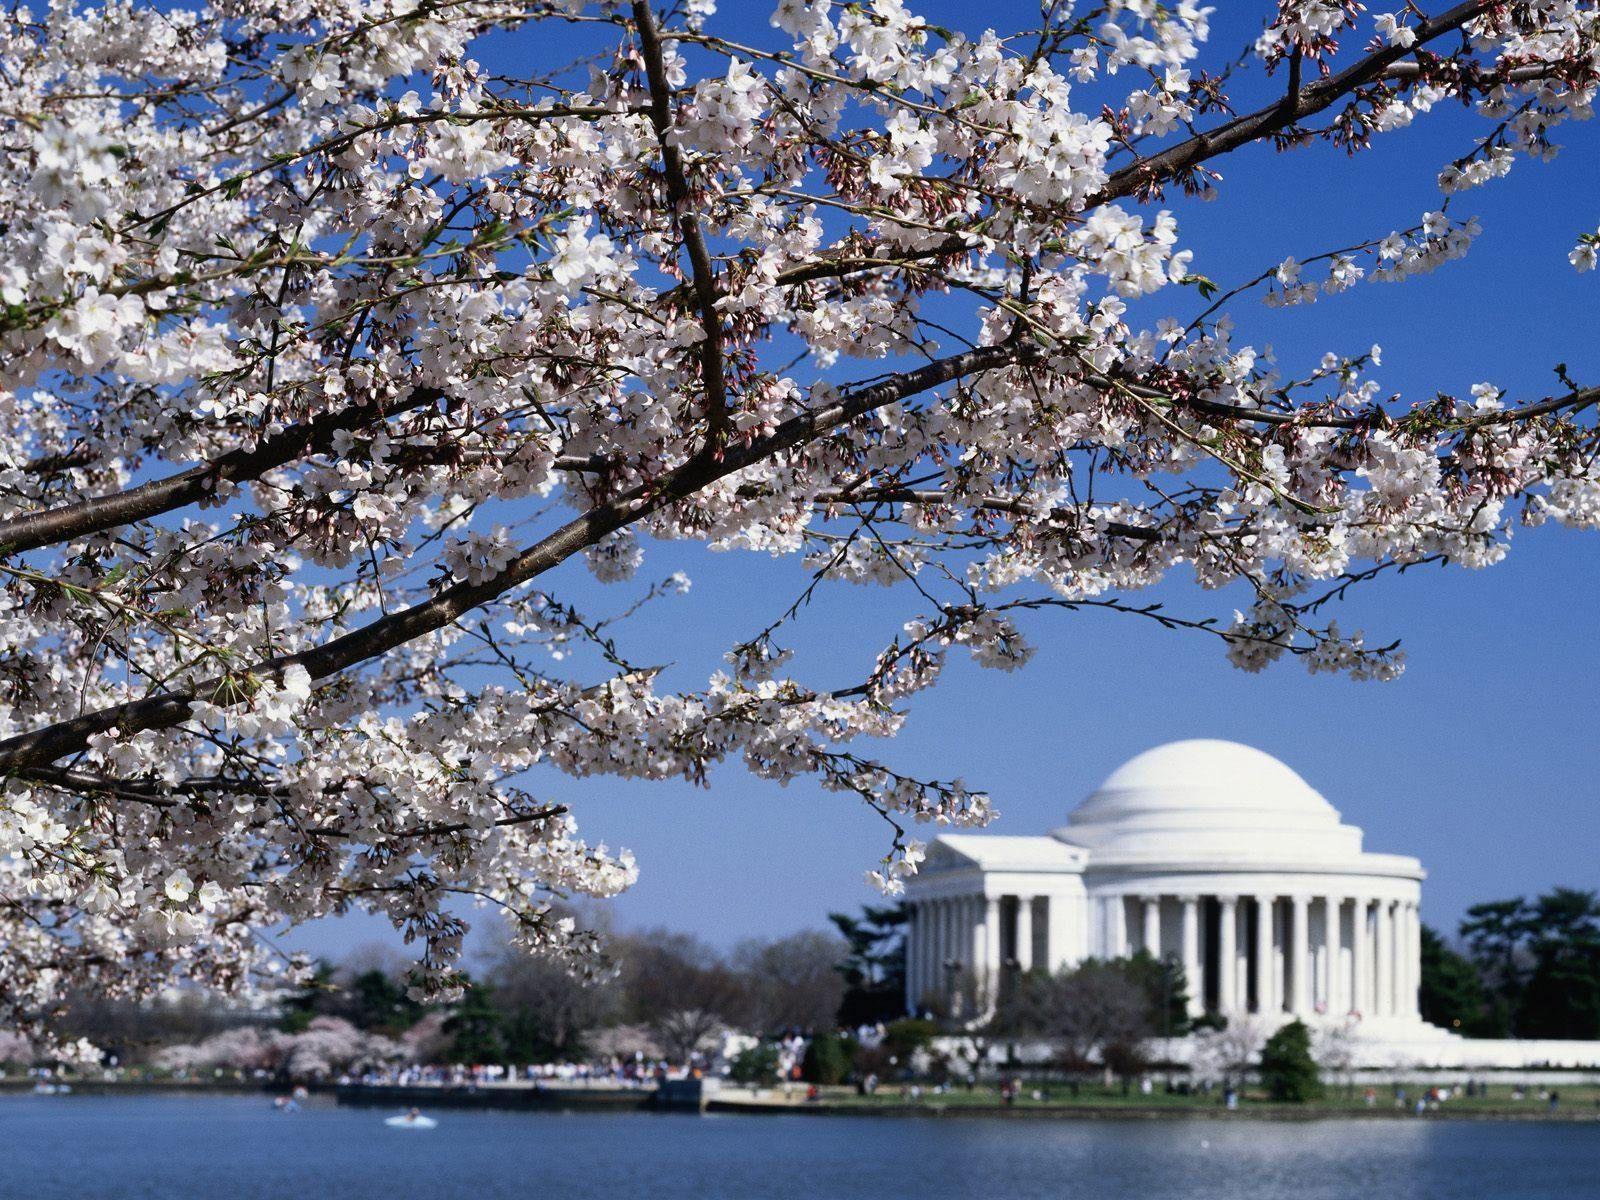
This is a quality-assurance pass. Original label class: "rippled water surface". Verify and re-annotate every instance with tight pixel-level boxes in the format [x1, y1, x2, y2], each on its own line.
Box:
[2, 1093, 1595, 1199]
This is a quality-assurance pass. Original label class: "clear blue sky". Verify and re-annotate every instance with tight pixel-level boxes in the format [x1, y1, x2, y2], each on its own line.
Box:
[289, 2, 1600, 963]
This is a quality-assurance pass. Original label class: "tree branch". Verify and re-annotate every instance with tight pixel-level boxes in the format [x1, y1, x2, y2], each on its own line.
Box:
[0, 388, 443, 558]
[1093, 0, 1497, 204]
[0, 343, 1037, 772]
[633, 1, 731, 448]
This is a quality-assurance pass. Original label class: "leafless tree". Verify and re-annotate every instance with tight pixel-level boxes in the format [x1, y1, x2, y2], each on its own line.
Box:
[729, 930, 847, 1033]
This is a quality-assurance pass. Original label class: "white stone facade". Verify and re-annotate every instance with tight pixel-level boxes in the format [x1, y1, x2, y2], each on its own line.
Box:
[906, 740, 1427, 1032]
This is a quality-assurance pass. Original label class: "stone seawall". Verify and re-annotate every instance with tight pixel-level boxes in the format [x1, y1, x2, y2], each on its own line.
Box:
[334, 1082, 657, 1113]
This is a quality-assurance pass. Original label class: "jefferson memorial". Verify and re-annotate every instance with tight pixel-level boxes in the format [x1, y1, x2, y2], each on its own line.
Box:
[905, 738, 1600, 1069]
[906, 740, 1429, 1033]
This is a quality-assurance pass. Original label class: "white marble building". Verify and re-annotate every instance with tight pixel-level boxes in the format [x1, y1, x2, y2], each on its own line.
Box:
[905, 739, 1428, 1032]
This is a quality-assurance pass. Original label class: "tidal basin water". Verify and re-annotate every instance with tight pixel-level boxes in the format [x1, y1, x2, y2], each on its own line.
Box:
[3, 1093, 1596, 1200]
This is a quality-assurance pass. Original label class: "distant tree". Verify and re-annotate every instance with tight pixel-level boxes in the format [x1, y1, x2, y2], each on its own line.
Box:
[991, 953, 1184, 1072]
[1259, 1020, 1322, 1102]
[616, 931, 733, 1021]
[278, 960, 338, 1034]
[730, 930, 848, 1033]
[652, 1009, 725, 1064]
[1311, 1020, 1359, 1098]
[1120, 951, 1193, 1038]
[1461, 897, 1534, 1013]
[345, 969, 427, 1036]
[801, 1032, 852, 1086]
[728, 1043, 781, 1086]
[59, 990, 250, 1064]
[1518, 888, 1600, 1040]
[1044, 960, 1154, 1078]
[882, 1018, 938, 1063]
[1189, 1018, 1267, 1090]
[990, 967, 1056, 1040]
[611, 928, 745, 1058]
[444, 979, 504, 1064]
[1419, 925, 1491, 1034]
[1457, 888, 1600, 1039]
[482, 927, 616, 1064]
[828, 903, 908, 1026]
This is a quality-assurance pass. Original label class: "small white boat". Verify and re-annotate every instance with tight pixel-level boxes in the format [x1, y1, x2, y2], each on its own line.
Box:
[384, 1111, 438, 1130]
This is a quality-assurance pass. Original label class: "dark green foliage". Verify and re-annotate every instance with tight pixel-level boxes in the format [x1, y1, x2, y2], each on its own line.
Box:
[444, 979, 504, 1063]
[1518, 888, 1600, 1040]
[1455, 888, 1600, 1039]
[992, 953, 1196, 1056]
[828, 902, 908, 1025]
[498, 1006, 586, 1065]
[728, 1043, 780, 1085]
[1119, 951, 1193, 1037]
[347, 969, 426, 1036]
[1462, 897, 1533, 1005]
[1419, 925, 1490, 1034]
[801, 1032, 852, 1085]
[1259, 1020, 1322, 1102]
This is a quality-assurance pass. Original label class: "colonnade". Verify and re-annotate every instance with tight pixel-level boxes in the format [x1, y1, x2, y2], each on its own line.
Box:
[1099, 891, 1422, 1021]
[905, 893, 1000, 1013]
[907, 889, 1423, 1023]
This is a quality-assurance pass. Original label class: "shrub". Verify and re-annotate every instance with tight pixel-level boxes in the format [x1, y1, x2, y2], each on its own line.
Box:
[1259, 1020, 1322, 1102]
[801, 1033, 851, 1085]
[728, 1043, 780, 1085]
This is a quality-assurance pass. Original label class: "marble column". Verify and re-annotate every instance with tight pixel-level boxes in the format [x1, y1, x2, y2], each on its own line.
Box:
[1290, 894, 1311, 1015]
[1181, 896, 1202, 1017]
[1375, 900, 1394, 1017]
[1255, 895, 1275, 1013]
[1325, 896, 1344, 1016]
[909, 903, 925, 1009]
[1015, 895, 1034, 971]
[1218, 896, 1239, 1013]
[982, 896, 1001, 1006]
[1045, 893, 1070, 971]
[940, 902, 953, 985]
[1404, 903, 1421, 1017]
[1350, 898, 1368, 1016]
[1395, 900, 1408, 1017]
[937, 898, 951, 974]
[1142, 896, 1161, 958]
[1110, 895, 1128, 958]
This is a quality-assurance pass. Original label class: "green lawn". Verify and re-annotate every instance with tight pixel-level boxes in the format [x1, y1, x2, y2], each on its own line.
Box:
[787, 1081, 1600, 1113]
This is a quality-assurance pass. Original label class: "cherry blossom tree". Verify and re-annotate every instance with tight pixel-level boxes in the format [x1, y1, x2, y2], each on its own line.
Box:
[2, 0, 1598, 1046]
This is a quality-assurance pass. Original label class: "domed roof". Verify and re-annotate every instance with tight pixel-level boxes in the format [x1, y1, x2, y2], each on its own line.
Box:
[1055, 739, 1364, 862]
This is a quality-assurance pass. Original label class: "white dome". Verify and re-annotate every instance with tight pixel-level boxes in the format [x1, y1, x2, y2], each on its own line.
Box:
[1055, 739, 1364, 862]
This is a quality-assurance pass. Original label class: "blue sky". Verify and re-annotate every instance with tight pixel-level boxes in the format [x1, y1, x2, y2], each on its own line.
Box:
[289, 2, 1600, 963]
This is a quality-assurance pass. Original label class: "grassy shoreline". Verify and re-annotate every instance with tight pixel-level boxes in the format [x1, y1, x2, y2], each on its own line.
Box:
[709, 1082, 1600, 1122]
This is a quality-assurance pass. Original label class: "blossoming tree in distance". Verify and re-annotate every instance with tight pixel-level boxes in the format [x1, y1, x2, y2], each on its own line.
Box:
[1, 0, 1597, 1046]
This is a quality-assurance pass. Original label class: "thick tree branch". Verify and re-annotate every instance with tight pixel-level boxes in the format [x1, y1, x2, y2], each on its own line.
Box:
[0, 388, 443, 558]
[1095, 1, 1497, 204]
[633, 0, 732, 447]
[0, 343, 1037, 772]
